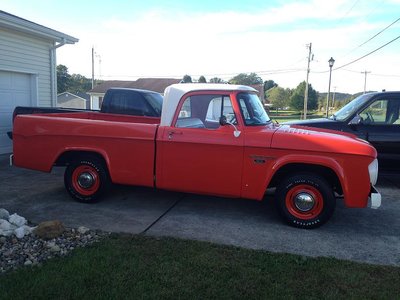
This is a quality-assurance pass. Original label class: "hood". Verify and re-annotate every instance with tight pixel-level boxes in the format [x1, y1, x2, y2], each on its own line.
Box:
[283, 118, 335, 126]
[271, 125, 376, 158]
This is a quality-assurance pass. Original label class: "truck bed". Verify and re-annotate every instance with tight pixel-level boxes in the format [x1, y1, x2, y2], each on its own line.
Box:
[13, 112, 160, 188]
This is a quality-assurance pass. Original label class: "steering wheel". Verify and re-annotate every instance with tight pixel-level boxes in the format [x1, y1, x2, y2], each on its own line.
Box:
[366, 112, 375, 123]
[228, 115, 236, 124]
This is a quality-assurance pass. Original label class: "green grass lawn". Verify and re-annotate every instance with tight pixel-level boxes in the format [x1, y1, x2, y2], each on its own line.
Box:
[268, 110, 326, 123]
[1, 235, 399, 299]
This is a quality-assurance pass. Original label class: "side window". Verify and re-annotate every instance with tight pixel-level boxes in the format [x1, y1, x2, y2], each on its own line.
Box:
[205, 96, 237, 125]
[179, 97, 191, 118]
[360, 99, 400, 125]
[176, 95, 236, 129]
[176, 97, 205, 128]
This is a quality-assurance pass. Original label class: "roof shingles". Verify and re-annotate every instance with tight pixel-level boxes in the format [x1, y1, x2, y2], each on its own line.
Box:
[88, 78, 181, 94]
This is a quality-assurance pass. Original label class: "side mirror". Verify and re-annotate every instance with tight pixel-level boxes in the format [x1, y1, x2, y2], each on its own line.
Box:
[349, 115, 362, 125]
[219, 115, 241, 138]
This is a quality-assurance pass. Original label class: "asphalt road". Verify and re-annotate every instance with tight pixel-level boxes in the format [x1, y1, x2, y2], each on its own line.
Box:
[1, 154, 399, 266]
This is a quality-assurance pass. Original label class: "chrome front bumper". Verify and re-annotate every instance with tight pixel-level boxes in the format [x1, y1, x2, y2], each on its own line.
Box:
[368, 186, 381, 209]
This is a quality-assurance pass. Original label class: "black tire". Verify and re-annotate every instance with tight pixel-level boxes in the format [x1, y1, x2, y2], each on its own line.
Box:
[64, 156, 110, 203]
[275, 173, 336, 229]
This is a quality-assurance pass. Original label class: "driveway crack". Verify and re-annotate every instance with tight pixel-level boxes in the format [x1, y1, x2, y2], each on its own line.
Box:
[140, 196, 183, 234]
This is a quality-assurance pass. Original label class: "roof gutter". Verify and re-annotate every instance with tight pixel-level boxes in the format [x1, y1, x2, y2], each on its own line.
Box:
[51, 38, 67, 50]
[50, 38, 69, 107]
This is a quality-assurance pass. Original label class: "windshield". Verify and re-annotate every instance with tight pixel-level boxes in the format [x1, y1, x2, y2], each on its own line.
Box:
[144, 93, 163, 116]
[237, 92, 271, 126]
[331, 93, 373, 121]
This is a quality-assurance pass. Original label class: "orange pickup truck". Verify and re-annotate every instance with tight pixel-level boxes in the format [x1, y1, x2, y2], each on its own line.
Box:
[10, 84, 381, 228]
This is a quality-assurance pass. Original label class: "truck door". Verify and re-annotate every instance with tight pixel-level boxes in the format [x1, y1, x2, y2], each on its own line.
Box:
[156, 93, 244, 197]
[356, 97, 400, 170]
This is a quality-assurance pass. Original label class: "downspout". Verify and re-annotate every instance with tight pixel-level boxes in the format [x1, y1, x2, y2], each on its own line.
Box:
[50, 38, 67, 107]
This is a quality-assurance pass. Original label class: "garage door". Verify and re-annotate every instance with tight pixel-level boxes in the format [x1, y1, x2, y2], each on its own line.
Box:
[0, 71, 32, 154]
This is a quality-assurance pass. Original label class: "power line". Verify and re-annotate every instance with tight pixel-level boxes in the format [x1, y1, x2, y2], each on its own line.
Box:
[334, 34, 400, 70]
[342, 68, 362, 73]
[352, 17, 400, 51]
[94, 68, 305, 80]
[370, 72, 400, 78]
[313, 68, 400, 79]
[338, 0, 360, 23]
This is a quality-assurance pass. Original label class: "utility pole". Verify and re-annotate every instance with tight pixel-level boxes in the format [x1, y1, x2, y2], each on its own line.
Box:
[303, 43, 312, 120]
[332, 86, 337, 107]
[91, 46, 94, 89]
[361, 71, 370, 94]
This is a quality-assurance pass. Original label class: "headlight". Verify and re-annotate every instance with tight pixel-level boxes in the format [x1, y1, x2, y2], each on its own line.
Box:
[368, 159, 378, 186]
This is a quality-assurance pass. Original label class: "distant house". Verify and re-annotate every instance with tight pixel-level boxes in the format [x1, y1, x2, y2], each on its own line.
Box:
[57, 92, 90, 109]
[88, 78, 181, 110]
[0, 10, 78, 154]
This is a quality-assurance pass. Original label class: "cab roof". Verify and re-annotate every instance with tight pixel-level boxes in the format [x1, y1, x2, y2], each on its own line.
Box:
[161, 83, 257, 126]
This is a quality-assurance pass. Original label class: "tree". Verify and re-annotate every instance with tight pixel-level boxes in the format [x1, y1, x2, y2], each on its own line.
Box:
[69, 74, 92, 94]
[209, 77, 225, 83]
[267, 87, 290, 111]
[228, 73, 263, 85]
[198, 76, 207, 83]
[57, 64, 71, 93]
[263, 80, 278, 93]
[289, 81, 318, 111]
[57, 64, 97, 94]
[182, 75, 192, 83]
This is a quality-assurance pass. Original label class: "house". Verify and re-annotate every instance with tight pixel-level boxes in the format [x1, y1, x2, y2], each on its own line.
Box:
[88, 78, 181, 109]
[57, 92, 90, 109]
[0, 10, 78, 154]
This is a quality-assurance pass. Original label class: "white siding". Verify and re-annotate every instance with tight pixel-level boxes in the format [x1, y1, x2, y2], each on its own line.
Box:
[0, 70, 34, 153]
[0, 27, 52, 106]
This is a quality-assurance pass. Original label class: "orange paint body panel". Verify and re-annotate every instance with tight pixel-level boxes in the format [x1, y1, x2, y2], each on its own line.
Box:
[13, 113, 159, 187]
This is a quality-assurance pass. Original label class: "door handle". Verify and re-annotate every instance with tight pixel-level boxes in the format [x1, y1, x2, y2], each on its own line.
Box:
[168, 131, 183, 139]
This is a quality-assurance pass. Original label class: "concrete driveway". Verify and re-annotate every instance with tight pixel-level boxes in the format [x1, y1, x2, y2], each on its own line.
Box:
[1, 154, 399, 266]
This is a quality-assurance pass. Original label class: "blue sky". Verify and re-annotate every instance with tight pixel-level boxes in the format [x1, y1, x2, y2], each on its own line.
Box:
[2, 0, 400, 93]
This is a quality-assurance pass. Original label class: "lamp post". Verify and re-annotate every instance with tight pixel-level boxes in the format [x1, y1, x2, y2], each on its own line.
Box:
[326, 57, 335, 117]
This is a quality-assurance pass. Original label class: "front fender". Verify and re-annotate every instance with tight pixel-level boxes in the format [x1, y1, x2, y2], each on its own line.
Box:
[267, 154, 345, 194]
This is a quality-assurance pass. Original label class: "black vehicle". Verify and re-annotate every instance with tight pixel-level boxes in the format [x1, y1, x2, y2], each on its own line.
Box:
[285, 91, 400, 172]
[101, 88, 162, 117]
[7, 88, 163, 139]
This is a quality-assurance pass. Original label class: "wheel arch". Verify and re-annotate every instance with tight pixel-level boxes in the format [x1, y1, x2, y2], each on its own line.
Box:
[55, 149, 110, 173]
[267, 162, 344, 196]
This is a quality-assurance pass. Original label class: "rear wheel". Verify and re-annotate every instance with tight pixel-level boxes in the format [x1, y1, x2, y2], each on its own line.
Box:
[275, 173, 335, 228]
[64, 156, 109, 203]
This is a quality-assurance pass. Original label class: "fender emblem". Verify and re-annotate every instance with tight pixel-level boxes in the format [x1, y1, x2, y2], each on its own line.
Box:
[250, 155, 273, 164]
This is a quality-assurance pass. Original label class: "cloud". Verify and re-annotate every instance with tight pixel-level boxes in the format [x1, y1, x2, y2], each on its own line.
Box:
[57, 1, 399, 93]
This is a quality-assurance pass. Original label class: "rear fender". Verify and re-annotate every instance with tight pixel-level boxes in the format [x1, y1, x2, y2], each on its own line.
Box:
[55, 147, 111, 171]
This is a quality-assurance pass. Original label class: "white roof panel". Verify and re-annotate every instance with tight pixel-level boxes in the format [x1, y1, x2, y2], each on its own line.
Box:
[160, 83, 257, 126]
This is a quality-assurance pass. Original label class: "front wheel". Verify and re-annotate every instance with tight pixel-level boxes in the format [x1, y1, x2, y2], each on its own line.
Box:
[275, 174, 336, 229]
[64, 156, 110, 203]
